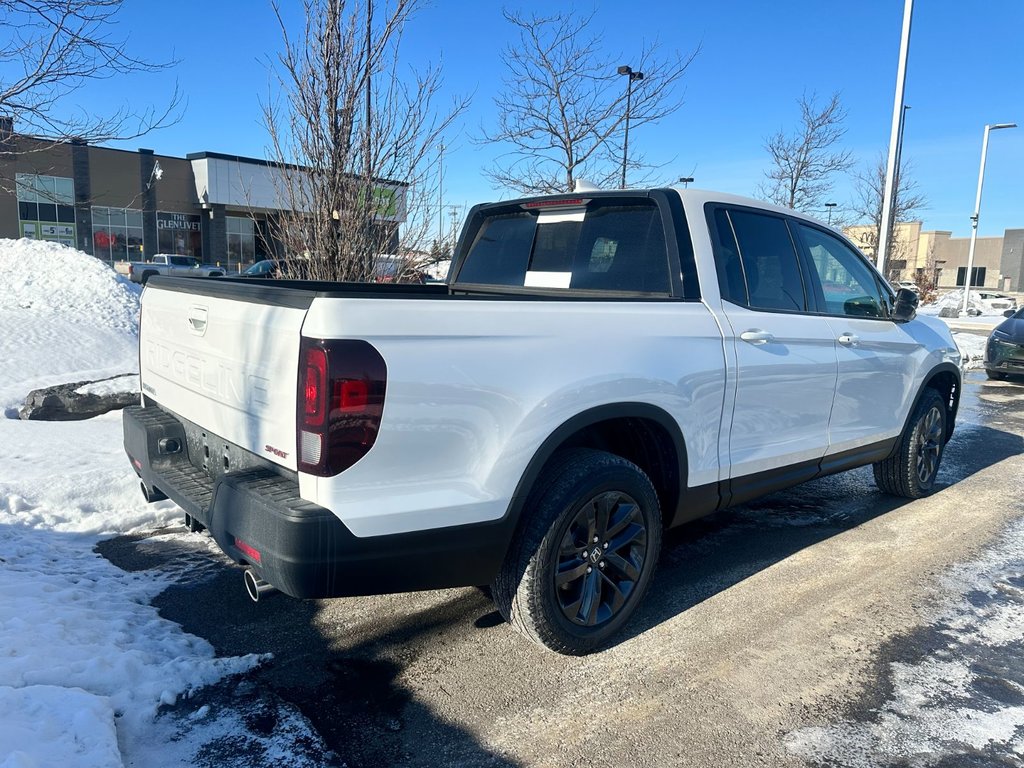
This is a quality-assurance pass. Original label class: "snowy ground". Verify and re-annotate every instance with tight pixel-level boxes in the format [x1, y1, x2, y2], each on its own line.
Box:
[0, 241, 316, 768]
[786, 515, 1024, 766]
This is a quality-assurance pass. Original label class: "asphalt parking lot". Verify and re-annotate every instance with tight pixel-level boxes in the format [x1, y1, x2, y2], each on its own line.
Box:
[101, 365, 1024, 767]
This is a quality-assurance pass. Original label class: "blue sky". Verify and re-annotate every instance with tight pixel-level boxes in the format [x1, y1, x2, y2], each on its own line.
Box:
[82, 1, 1023, 238]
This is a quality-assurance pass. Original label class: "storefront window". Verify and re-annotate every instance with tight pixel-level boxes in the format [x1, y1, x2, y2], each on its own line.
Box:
[226, 216, 255, 265]
[92, 207, 144, 263]
[157, 212, 202, 259]
[16, 173, 76, 247]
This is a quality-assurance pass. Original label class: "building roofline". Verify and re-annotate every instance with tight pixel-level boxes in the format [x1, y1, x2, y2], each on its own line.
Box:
[186, 150, 408, 187]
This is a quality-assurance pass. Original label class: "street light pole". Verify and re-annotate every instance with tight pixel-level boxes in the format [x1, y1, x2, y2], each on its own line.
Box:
[877, 0, 914, 277]
[678, 176, 694, 188]
[618, 65, 644, 188]
[961, 122, 1016, 315]
[825, 202, 837, 226]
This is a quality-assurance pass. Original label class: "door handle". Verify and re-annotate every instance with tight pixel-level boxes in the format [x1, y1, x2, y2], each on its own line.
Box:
[837, 333, 860, 347]
[740, 330, 775, 345]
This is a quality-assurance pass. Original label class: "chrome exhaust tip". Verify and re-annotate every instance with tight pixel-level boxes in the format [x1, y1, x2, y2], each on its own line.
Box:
[244, 568, 278, 603]
[139, 481, 167, 504]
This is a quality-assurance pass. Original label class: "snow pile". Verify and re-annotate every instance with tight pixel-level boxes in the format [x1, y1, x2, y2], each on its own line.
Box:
[921, 288, 1014, 319]
[922, 289, 973, 315]
[0, 244, 269, 768]
[951, 331, 987, 370]
[0, 238, 140, 331]
[0, 414, 265, 767]
[786, 516, 1024, 766]
[0, 239, 141, 411]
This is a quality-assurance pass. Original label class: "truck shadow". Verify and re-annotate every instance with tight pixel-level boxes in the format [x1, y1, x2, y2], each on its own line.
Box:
[140, 557, 523, 768]
[616, 420, 1024, 648]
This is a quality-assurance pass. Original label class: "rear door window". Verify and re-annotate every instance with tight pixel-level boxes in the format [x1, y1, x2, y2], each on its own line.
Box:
[711, 207, 807, 312]
[455, 199, 670, 294]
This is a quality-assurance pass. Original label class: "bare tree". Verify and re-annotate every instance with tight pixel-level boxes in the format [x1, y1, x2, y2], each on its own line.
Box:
[758, 92, 853, 212]
[0, 0, 179, 144]
[263, 0, 467, 282]
[849, 152, 927, 280]
[481, 10, 698, 194]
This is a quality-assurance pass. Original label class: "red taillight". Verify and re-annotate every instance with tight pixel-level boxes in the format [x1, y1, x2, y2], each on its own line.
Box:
[335, 379, 368, 412]
[303, 347, 327, 426]
[298, 339, 387, 476]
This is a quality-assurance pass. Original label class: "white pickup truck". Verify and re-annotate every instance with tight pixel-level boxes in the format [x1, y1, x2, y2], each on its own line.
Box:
[127, 254, 226, 284]
[123, 189, 962, 654]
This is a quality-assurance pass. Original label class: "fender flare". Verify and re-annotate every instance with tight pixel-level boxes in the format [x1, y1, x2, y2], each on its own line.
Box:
[897, 362, 962, 447]
[496, 402, 689, 546]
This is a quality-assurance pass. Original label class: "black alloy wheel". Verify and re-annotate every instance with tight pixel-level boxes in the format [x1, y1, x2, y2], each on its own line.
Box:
[914, 403, 944, 487]
[555, 491, 648, 627]
[492, 448, 662, 655]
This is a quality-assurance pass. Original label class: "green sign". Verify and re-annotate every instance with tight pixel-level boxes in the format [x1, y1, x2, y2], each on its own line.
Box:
[374, 186, 399, 218]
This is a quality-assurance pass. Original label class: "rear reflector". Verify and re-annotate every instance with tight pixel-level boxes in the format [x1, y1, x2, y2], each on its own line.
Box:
[299, 429, 322, 465]
[234, 537, 262, 564]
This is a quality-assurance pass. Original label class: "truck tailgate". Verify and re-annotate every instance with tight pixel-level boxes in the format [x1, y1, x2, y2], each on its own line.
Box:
[139, 280, 311, 471]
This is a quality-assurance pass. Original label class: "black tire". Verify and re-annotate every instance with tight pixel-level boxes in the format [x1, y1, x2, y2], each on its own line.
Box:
[493, 448, 662, 655]
[141, 270, 158, 285]
[873, 388, 947, 498]
[986, 369, 1007, 381]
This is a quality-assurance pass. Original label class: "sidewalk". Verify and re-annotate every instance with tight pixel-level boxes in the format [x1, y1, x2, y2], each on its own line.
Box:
[942, 319, 998, 334]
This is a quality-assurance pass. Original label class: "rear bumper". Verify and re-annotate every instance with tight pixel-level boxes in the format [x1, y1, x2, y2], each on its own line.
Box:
[123, 404, 510, 598]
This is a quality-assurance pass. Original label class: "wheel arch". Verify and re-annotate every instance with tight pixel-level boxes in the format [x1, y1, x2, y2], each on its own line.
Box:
[908, 362, 961, 443]
[499, 404, 687, 549]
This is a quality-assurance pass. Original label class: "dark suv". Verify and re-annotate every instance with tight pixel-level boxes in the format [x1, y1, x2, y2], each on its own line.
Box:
[985, 307, 1024, 380]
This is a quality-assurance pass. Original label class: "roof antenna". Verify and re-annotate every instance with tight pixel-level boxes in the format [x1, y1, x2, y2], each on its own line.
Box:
[573, 179, 601, 193]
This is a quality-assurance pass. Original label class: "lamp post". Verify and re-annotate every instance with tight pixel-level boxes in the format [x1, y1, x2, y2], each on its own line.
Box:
[961, 122, 1016, 315]
[678, 176, 694, 188]
[618, 65, 644, 188]
[877, 0, 914, 276]
[825, 202, 837, 226]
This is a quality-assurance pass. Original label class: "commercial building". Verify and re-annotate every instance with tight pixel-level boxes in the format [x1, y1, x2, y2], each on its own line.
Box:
[0, 121, 406, 269]
[844, 220, 1024, 292]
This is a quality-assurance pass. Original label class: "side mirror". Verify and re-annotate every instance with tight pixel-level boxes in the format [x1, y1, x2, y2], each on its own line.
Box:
[1004, 309, 1016, 318]
[891, 288, 918, 323]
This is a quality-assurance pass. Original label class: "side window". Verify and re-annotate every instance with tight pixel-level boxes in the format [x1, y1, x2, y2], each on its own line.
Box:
[796, 225, 887, 318]
[713, 208, 806, 312]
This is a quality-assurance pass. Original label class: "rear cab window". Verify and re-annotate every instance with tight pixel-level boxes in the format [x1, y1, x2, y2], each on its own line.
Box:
[452, 195, 687, 297]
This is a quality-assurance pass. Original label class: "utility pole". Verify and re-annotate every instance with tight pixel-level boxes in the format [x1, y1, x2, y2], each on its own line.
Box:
[437, 143, 444, 247]
[448, 205, 460, 256]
